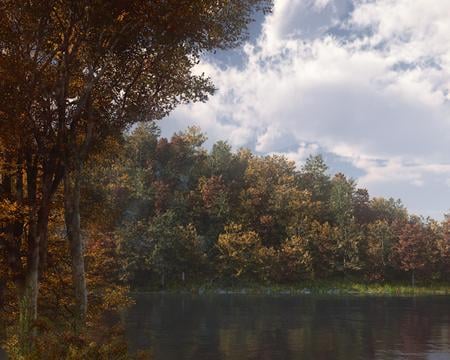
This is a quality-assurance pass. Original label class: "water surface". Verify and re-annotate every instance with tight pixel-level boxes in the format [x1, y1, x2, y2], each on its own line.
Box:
[124, 293, 450, 360]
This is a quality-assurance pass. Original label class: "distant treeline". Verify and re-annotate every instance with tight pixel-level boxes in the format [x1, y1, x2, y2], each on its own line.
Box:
[83, 123, 450, 286]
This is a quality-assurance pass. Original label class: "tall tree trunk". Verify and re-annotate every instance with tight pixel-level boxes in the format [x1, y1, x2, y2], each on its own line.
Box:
[16, 152, 63, 352]
[18, 259, 39, 353]
[64, 163, 87, 330]
[39, 154, 64, 271]
[37, 201, 50, 273]
[63, 121, 93, 330]
[16, 158, 40, 354]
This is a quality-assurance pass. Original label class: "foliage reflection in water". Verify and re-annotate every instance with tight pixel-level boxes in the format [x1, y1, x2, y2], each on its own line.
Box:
[124, 294, 450, 360]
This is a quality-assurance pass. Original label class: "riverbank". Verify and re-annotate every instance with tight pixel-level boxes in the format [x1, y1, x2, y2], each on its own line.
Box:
[133, 279, 450, 296]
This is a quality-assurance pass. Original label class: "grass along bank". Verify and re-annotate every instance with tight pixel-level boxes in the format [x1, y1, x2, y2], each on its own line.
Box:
[133, 279, 450, 296]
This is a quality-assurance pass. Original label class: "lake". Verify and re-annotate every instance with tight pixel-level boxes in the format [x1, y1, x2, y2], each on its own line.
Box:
[124, 293, 450, 360]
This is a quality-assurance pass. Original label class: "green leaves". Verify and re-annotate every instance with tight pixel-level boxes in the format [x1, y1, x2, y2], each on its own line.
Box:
[85, 125, 449, 287]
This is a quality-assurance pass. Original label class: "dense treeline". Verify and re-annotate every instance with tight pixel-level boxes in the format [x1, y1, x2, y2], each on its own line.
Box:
[84, 124, 450, 287]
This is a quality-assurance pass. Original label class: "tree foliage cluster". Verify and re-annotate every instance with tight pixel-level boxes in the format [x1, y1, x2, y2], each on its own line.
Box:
[0, 0, 271, 357]
[90, 124, 450, 287]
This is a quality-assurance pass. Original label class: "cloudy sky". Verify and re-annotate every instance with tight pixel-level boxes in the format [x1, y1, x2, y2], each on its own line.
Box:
[160, 0, 450, 219]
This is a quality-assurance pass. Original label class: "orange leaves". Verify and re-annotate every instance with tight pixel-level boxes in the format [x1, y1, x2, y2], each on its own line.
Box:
[0, 200, 28, 227]
[199, 175, 225, 208]
[259, 214, 273, 226]
[198, 175, 229, 217]
[393, 221, 429, 273]
[116, 11, 129, 23]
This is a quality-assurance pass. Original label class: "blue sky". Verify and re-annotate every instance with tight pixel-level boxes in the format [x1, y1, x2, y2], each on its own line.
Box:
[159, 0, 450, 219]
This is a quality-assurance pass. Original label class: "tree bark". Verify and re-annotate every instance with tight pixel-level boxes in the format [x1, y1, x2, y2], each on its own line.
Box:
[64, 164, 87, 330]
[15, 152, 63, 352]
[16, 159, 40, 354]
[37, 205, 50, 273]
[18, 260, 39, 354]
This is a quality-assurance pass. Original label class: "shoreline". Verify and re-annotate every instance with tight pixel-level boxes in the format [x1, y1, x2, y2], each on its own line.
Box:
[131, 280, 450, 296]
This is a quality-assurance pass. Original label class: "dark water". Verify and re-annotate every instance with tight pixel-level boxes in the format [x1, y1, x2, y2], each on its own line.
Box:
[124, 293, 450, 360]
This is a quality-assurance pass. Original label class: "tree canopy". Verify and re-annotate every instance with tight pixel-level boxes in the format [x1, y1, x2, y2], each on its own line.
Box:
[0, 0, 272, 356]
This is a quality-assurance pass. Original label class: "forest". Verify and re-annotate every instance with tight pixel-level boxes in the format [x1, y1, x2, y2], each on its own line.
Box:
[2, 122, 449, 357]
[70, 123, 450, 288]
[1, 0, 449, 359]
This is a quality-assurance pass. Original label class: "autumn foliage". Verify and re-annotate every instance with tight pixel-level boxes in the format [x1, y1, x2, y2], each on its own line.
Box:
[1, 2, 449, 358]
[1, 0, 272, 357]
[87, 125, 449, 287]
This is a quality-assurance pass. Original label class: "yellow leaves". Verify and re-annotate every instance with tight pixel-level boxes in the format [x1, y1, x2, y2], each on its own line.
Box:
[216, 224, 278, 281]
[100, 285, 133, 311]
[0, 199, 29, 226]
[216, 224, 262, 278]
[2, 335, 21, 360]
[218, 224, 261, 252]
[218, 222, 320, 282]
[280, 235, 313, 280]
[116, 11, 128, 23]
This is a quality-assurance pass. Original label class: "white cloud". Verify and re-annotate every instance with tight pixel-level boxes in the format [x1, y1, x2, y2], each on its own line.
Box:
[161, 0, 450, 218]
[313, 0, 333, 11]
[271, 142, 321, 164]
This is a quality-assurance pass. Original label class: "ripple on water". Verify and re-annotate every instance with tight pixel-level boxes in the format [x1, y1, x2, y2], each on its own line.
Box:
[123, 294, 450, 360]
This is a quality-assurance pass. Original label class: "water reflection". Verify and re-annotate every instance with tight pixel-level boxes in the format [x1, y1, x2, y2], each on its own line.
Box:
[124, 294, 450, 360]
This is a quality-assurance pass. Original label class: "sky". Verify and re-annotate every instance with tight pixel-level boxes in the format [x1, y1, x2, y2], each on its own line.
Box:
[159, 0, 450, 220]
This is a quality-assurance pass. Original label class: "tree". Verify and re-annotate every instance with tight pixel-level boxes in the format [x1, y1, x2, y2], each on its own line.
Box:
[393, 217, 431, 285]
[353, 188, 373, 224]
[197, 174, 230, 243]
[280, 235, 313, 281]
[302, 221, 339, 278]
[0, 122, 63, 352]
[330, 173, 355, 228]
[216, 224, 266, 281]
[207, 141, 248, 226]
[365, 220, 394, 280]
[209, 141, 235, 178]
[1, 0, 272, 350]
[439, 215, 450, 280]
[370, 197, 408, 223]
[149, 215, 204, 287]
[329, 173, 363, 273]
[239, 154, 310, 247]
[425, 218, 449, 280]
[118, 211, 204, 287]
[298, 154, 332, 221]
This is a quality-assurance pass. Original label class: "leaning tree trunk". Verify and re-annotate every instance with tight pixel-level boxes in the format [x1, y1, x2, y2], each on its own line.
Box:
[64, 164, 87, 331]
